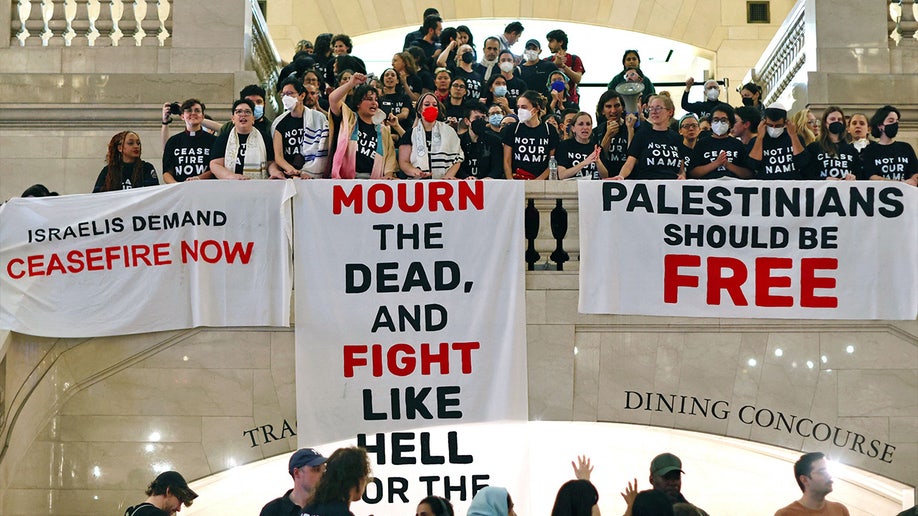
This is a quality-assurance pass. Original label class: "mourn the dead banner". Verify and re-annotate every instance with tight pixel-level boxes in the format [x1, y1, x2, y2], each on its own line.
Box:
[578, 181, 917, 319]
[293, 180, 528, 507]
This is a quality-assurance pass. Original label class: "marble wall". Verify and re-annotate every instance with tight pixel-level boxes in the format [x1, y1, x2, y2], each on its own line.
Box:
[0, 276, 915, 515]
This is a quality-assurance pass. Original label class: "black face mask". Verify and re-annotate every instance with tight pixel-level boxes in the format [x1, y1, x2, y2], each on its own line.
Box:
[828, 121, 845, 135]
[742, 97, 754, 107]
[470, 118, 487, 135]
[883, 122, 899, 138]
[461, 52, 475, 64]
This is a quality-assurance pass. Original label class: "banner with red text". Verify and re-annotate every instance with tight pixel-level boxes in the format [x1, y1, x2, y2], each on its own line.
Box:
[293, 180, 528, 445]
[0, 181, 295, 337]
[579, 181, 918, 319]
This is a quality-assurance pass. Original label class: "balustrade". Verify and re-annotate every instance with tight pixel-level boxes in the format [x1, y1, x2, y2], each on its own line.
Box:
[11, 0, 172, 47]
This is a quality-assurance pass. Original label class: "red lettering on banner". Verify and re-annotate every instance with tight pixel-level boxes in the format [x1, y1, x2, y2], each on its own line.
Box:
[343, 342, 481, 378]
[664, 254, 701, 303]
[180, 240, 253, 264]
[800, 258, 838, 308]
[755, 257, 793, 307]
[663, 254, 839, 308]
[706, 257, 748, 306]
[332, 181, 485, 215]
[5, 244, 176, 279]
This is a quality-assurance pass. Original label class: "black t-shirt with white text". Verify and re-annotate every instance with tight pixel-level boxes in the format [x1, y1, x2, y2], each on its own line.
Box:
[690, 136, 750, 179]
[93, 161, 159, 192]
[626, 126, 682, 180]
[501, 122, 560, 176]
[162, 130, 216, 181]
[859, 141, 918, 181]
[354, 118, 378, 174]
[804, 141, 863, 180]
[557, 138, 600, 180]
[593, 125, 629, 177]
[752, 131, 809, 180]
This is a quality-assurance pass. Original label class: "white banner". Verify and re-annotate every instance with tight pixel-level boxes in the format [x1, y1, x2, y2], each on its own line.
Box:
[294, 180, 528, 446]
[579, 181, 918, 319]
[1, 181, 295, 337]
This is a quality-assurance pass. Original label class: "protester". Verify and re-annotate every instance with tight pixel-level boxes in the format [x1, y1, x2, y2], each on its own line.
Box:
[260, 448, 327, 516]
[123, 470, 198, 515]
[502, 90, 558, 180]
[804, 105, 861, 180]
[161, 99, 216, 182]
[860, 105, 918, 185]
[93, 131, 159, 192]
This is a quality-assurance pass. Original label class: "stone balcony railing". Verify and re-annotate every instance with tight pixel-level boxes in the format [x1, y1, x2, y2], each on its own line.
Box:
[10, 0, 173, 47]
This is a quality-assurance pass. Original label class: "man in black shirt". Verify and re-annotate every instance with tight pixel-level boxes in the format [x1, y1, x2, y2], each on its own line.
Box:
[124, 471, 198, 516]
[260, 448, 327, 516]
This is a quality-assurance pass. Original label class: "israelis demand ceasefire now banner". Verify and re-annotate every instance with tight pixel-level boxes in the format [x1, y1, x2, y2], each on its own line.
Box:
[293, 180, 528, 445]
[578, 181, 918, 319]
[0, 181, 295, 337]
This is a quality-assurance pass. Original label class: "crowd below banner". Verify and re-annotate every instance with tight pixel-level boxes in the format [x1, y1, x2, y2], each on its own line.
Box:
[15, 10, 917, 199]
[126, 448, 908, 516]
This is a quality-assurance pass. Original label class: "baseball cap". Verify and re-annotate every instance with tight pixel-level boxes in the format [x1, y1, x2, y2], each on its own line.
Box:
[152, 471, 198, 505]
[650, 453, 684, 477]
[525, 39, 541, 50]
[289, 448, 327, 475]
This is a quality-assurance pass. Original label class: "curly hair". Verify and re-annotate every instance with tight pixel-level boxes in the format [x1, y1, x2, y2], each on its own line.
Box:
[306, 447, 371, 506]
[101, 131, 144, 192]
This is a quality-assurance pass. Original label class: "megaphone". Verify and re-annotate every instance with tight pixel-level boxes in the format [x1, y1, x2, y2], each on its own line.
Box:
[615, 82, 645, 115]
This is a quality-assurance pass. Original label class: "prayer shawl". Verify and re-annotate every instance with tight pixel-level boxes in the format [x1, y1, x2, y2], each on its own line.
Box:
[330, 104, 397, 179]
[409, 120, 464, 179]
[224, 126, 268, 178]
[271, 107, 330, 178]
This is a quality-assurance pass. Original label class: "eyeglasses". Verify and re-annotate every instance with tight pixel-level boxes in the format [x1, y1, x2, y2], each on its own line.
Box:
[234, 109, 253, 115]
[806, 119, 819, 126]
[281, 91, 300, 97]
[711, 117, 729, 124]
[648, 106, 668, 113]
[451, 83, 467, 89]
[680, 123, 699, 129]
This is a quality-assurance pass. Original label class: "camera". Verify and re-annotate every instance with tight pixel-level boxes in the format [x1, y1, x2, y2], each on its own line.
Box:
[169, 102, 182, 115]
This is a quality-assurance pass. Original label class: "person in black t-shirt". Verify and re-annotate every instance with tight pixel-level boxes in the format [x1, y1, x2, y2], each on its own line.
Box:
[209, 99, 274, 179]
[557, 112, 607, 180]
[124, 471, 197, 516]
[458, 104, 504, 179]
[748, 103, 809, 180]
[804, 106, 862, 181]
[502, 90, 559, 180]
[688, 104, 753, 180]
[592, 90, 633, 179]
[861, 105, 918, 185]
[612, 95, 683, 180]
[161, 99, 216, 182]
[93, 131, 159, 192]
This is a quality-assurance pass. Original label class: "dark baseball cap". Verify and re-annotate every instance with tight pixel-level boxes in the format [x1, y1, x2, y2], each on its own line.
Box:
[288, 448, 327, 475]
[525, 39, 541, 50]
[152, 471, 198, 505]
[650, 453, 684, 477]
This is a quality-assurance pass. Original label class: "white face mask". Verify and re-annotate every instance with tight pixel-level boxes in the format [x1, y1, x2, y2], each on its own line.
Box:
[711, 120, 729, 136]
[524, 50, 539, 62]
[705, 88, 719, 101]
[766, 126, 785, 138]
[281, 95, 298, 111]
[517, 108, 533, 123]
[499, 61, 515, 73]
